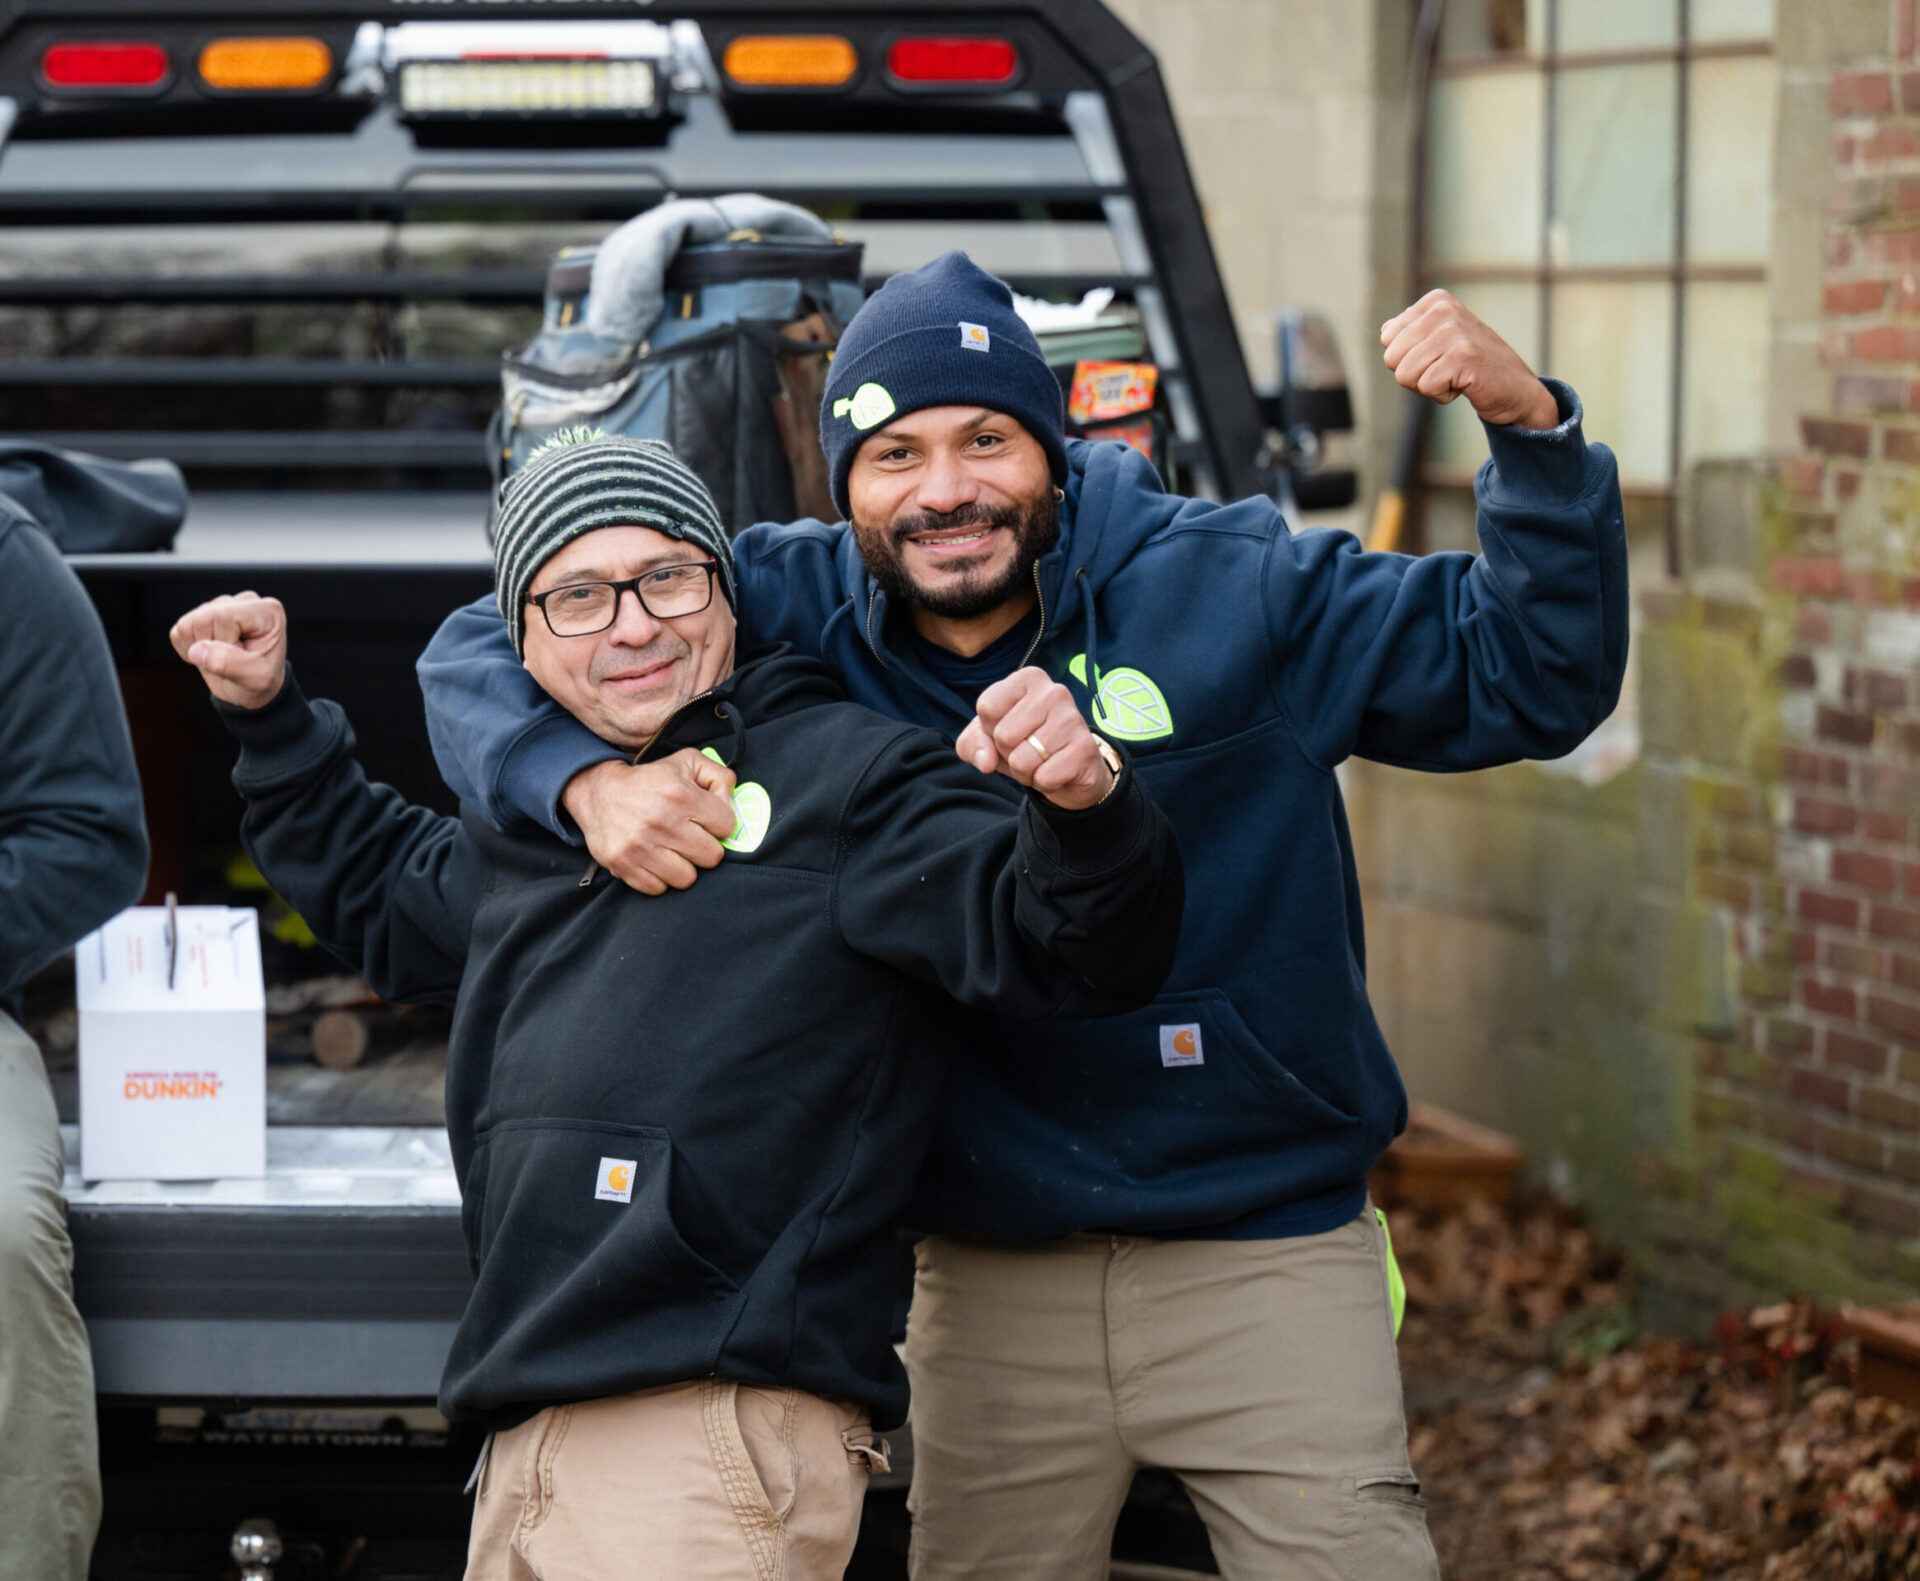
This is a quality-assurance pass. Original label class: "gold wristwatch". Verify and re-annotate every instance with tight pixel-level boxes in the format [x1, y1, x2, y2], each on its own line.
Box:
[1093, 737, 1124, 803]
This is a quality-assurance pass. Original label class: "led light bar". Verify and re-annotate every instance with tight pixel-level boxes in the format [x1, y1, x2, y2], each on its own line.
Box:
[399, 58, 657, 117]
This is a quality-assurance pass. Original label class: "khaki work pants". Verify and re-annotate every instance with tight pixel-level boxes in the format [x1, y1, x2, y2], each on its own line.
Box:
[465, 1380, 881, 1581]
[904, 1209, 1438, 1581]
[0, 1011, 101, 1581]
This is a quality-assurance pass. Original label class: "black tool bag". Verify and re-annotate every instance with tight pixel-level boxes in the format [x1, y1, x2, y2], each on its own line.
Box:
[493, 233, 865, 533]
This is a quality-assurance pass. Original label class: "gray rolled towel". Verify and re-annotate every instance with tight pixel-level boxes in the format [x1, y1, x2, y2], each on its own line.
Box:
[586, 194, 835, 346]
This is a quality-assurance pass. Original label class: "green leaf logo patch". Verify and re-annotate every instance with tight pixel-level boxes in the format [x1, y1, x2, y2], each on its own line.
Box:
[1067, 654, 1174, 743]
[700, 748, 772, 854]
[831, 382, 897, 432]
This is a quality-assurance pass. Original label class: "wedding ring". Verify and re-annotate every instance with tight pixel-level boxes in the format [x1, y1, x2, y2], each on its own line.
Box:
[1025, 733, 1051, 761]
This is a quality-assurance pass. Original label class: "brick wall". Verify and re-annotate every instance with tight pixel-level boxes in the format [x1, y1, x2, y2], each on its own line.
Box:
[1349, 0, 1920, 1322]
[1646, 0, 1920, 1307]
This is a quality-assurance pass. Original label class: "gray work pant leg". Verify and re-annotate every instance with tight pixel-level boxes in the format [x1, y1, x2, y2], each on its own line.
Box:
[0, 1009, 101, 1581]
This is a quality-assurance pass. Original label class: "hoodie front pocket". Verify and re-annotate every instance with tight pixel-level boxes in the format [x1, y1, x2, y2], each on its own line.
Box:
[445, 1119, 744, 1411]
[474, 1119, 737, 1300]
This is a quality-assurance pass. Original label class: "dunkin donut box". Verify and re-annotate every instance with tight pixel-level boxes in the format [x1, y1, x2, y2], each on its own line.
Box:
[75, 904, 266, 1182]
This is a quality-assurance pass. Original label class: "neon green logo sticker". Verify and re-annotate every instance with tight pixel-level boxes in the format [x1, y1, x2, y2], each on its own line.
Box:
[831, 381, 897, 431]
[1067, 654, 1174, 743]
[700, 748, 772, 854]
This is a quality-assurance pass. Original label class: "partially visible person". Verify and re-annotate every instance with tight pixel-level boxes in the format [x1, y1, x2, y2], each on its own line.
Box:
[0, 505, 149, 1581]
[172, 434, 1182, 1581]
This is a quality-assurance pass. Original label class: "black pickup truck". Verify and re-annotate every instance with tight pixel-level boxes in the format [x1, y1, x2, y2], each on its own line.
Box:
[2, 4, 1355, 1575]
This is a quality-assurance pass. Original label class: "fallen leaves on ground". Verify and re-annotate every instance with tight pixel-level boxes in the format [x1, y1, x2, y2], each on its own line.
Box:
[1392, 1194, 1920, 1580]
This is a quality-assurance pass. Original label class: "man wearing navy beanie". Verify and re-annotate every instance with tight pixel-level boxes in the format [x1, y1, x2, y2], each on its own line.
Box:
[420, 253, 1628, 1579]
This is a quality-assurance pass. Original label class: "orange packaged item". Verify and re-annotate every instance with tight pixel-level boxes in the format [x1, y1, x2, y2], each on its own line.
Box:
[1067, 360, 1158, 425]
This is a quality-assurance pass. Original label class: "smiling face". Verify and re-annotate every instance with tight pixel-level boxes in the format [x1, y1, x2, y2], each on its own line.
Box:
[845, 405, 1058, 625]
[521, 525, 736, 754]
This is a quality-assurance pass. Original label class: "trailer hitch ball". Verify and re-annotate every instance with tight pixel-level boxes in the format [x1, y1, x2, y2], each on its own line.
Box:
[231, 1517, 284, 1579]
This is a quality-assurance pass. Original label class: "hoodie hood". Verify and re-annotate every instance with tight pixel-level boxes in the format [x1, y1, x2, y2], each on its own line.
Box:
[0, 442, 187, 554]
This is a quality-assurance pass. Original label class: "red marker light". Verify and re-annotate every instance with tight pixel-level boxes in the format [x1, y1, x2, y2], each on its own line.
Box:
[886, 37, 1018, 86]
[41, 41, 170, 91]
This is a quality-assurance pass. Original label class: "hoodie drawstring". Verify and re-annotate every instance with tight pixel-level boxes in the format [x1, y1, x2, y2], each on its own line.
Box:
[1074, 566, 1103, 729]
[711, 699, 747, 767]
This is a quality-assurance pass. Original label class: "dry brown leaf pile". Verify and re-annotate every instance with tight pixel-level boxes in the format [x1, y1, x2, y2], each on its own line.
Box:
[1392, 1196, 1920, 1580]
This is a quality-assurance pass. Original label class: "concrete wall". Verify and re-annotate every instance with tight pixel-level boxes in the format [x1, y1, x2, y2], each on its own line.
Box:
[1105, 0, 1418, 514]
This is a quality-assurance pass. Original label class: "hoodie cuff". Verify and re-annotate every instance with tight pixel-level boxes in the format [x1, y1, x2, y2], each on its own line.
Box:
[1024, 748, 1148, 874]
[215, 668, 345, 790]
[214, 667, 315, 756]
[1480, 377, 1592, 502]
[496, 710, 626, 843]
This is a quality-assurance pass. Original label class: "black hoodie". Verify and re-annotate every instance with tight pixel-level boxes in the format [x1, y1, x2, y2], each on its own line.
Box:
[220, 648, 1181, 1430]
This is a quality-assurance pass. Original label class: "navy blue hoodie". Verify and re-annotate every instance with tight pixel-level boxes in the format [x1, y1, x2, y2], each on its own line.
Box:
[419, 380, 1627, 1241]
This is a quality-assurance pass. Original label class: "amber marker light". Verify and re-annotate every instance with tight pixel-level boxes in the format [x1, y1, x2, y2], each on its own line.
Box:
[199, 36, 333, 92]
[722, 35, 858, 89]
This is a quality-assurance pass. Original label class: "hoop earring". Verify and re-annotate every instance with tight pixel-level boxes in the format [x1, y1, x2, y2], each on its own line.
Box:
[1053, 487, 1065, 502]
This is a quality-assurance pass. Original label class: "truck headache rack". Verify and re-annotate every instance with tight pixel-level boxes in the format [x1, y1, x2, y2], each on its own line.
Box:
[0, 1, 1267, 504]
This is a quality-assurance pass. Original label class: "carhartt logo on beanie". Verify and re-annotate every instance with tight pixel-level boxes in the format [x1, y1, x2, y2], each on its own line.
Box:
[819, 251, 1067, 520]
[494, 428, 736, 657]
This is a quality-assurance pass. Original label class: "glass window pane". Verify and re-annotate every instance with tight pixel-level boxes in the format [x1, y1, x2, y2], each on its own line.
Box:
[1692, 0, 1774, 42]
[1427, 70, 1546, 266]
[1556, 0, 1678, 52]
[1428, 283, 1543, 471]
[1552, 63, 1678, 266]
[1550, 281, 1675, 484]
[1681, 281, 1769, 463]
[1686, 56, 1776, 263]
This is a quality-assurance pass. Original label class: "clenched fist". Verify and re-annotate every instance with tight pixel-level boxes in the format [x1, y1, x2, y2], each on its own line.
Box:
[957, 666, 1117, 812]
[561, 751, 741, 897]
[170, 591, 288, 710]
[1381, 289, 1561, 431]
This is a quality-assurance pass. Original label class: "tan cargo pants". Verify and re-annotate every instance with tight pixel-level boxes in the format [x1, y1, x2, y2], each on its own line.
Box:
[465, 1379, 883, 1580]
[904, 1208, 1438, 1580]
[0, 1010, 101, 1581]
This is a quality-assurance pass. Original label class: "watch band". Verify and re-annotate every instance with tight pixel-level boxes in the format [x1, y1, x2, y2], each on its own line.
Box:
[1093, 736, 1123, 803]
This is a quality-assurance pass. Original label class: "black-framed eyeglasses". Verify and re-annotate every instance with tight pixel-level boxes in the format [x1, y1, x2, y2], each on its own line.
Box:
[527, 562, 717, 638]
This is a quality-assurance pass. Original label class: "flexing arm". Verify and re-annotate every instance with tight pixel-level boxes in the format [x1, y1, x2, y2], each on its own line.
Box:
[0, 521, 148, 1002]
[173, 594, 482, 1002]
[1269, 290, 1628, 770]
[836, 669, 1181, 1017]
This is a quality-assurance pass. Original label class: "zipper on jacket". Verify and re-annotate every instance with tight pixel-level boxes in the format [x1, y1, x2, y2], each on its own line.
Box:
[863, 585, 884, 665]
[1019, 562, 1048, 669]
[577, 687, 720, 889]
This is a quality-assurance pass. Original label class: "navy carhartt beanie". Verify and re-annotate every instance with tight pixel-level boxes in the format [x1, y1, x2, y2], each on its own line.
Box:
[819, 251, 1066, 520]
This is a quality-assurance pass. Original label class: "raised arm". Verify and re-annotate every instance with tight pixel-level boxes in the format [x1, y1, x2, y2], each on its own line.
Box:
[1270, 290, 1628, 772]
[0, 520, 148, 1003]
[836, 668, 1183, 1017]
[174, 594, 482, 1002]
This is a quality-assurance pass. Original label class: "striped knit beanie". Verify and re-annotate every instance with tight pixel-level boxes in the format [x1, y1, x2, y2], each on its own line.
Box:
[494, 429, 736, 657]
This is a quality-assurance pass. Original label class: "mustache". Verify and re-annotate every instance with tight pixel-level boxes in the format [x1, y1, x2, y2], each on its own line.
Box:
[588, 633, 690, 683]
[888, 501, 1025, 547]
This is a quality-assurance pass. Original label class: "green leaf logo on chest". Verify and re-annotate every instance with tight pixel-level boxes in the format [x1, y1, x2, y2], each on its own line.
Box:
[701, 748, 772, 854]
[1067, 654, 1174, 743]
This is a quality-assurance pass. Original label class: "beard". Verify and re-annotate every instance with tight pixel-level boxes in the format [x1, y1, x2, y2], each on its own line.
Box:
[853, 484, 1060, 621]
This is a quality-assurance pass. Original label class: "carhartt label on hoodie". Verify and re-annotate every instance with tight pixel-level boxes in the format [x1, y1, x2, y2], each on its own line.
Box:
[1159, 1025, 1203, 1067]
[596, 1157, 636, 1203]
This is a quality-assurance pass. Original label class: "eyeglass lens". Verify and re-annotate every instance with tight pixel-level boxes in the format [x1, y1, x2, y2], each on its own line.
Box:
[542, 565, 713, 636]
